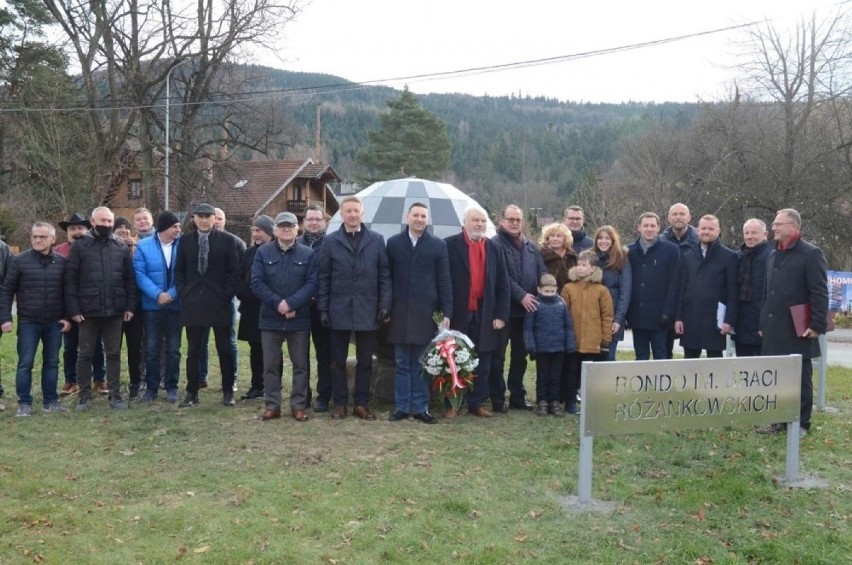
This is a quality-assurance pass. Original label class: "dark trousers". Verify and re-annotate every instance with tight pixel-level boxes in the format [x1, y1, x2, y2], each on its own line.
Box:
[77, 316, 124, 399]
[666, 328, 677, 358]
[800, 358, 814, 430]
[248, 340, 265, 391]
[632, 329, 668, 360]
[564, 352, 598, 405]
[683, 348, 723, 359]
[330, 329, 376, 407]
[186, 325, 234, 396]
[63, 321, 105, 384]
[490, 317, 528, 408]
[735, 342, 762, 357]
[122, 311, 144, 389]
[144, 310, 182, 392]
[307, 305, 332, 405]
[458, 311, 493, 410]
[535, 352, 564, 404]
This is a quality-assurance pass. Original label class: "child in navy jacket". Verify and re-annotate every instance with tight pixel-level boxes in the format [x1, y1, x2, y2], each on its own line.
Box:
[523, 274, 576, 416]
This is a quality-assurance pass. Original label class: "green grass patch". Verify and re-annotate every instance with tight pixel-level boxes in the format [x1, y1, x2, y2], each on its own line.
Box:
[0, 334, 849, 563]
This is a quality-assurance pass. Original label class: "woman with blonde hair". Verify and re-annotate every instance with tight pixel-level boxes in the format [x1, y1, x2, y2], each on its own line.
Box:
[592, 225, 631, 361]
[538, 222, 577, 293]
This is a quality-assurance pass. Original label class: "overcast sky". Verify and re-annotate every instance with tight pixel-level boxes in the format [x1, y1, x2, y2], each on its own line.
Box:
[263, 0, 845, 103]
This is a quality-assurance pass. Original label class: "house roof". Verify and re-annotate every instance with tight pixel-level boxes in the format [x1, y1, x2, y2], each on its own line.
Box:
[206, 158, 340, 217]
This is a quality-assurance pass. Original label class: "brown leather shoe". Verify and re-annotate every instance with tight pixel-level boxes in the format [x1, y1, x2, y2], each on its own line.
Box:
[443, 407, 459, 419]
[260, 409, 281, 421]
[95, 381, 109, 395]
[353, 405, 376, 421]
[292, 409, 309, 422]
[469, 406, 493, 418]
[332, 405, 347, 420]
[60, 383, 79, 396]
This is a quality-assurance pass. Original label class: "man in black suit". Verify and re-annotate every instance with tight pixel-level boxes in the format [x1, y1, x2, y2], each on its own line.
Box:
[444, 206, 510, 418]
[175, 203, 243, 407]
[758, 208, 828, 437]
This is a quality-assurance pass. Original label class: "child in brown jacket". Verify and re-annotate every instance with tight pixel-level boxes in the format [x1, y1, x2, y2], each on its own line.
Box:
[559, 250, 614, 414]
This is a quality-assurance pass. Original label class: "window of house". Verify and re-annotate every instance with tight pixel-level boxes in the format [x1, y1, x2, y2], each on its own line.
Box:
[128, 179, 142, 199]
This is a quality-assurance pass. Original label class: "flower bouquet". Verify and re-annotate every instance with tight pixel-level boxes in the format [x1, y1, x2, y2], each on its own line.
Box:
[422, 313, 479, 412]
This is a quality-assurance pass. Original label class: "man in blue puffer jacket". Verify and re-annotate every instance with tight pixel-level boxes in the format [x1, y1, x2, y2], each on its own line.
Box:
[134, 211, 182, 403]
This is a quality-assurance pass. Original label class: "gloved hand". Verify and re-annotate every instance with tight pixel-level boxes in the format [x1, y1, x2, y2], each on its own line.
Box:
[376, 309, 389, 324]
[320, 312, 330, 328]
[659, 314, 672, 329]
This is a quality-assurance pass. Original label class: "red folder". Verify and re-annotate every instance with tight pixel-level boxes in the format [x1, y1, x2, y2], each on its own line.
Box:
[789, 303, 834, 337]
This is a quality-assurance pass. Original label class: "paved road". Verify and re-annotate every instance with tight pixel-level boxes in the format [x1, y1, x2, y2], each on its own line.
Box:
[618, 329, 852, 368]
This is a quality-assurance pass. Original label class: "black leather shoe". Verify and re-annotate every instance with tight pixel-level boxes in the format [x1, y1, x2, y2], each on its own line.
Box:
[314, 399, 329, 413]
[179, 394, 199, 408]
[510, 402, 534, 411]
[413, 412, 438, 424]
[223, 393, 235, 407]
[240, 387, 264, 401]
[389, 410, 410, 421]
[492, 404, 509, 414]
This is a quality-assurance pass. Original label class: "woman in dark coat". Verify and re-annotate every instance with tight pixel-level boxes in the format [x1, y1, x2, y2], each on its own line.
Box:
[593, 225, 632, 361]
[538, 222, 577, 293]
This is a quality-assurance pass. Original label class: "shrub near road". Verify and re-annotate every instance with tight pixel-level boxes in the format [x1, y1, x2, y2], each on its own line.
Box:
[0, 339, 849, 563]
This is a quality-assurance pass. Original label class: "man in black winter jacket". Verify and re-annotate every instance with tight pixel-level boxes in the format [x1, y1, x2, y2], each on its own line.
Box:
[1, 222, 72, 416]
[65, 207, 138, 411]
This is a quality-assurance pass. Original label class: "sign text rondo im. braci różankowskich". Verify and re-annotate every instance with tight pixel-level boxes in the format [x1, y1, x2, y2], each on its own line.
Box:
[581, 356, 802, 437]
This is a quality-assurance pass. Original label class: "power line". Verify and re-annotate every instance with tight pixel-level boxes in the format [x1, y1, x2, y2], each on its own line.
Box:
[0, 18, 771, 114]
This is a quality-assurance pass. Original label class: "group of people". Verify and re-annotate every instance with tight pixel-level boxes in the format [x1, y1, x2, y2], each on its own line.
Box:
[0, 198, 828, 435]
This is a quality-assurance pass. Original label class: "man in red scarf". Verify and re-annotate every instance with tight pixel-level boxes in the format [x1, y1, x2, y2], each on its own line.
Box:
[758, 208, 828, 438]
[444, 207, 510, 418]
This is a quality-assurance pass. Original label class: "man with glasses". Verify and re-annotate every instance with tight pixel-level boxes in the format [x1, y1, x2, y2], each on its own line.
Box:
[490, 204, 546, 412]
[1, 223, 71, 416]
[758, 209, 828, 438]
[563, 206, 593, 252]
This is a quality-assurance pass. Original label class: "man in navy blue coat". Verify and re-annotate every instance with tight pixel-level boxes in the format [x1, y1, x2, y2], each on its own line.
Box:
[490, 204, 546, 412]
[386, 203, 453, 424]
[317, 196, 392, 421]
[445, 206, 510, 418]
[733, 219, 771, 356]
[626, 212, 681, 360]
[674, 215, 738, 358]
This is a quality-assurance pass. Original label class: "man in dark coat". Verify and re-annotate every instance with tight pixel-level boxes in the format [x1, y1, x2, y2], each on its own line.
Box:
[317, 196, 392, 420]
[65, 206, 138, 411]
[1, 222, 71, 415]
[563, 206, 593, 252]
[674, 215, 738, 358]
[733, 219, 771, 356]
[296, 204, 332, 412]
[626, 212, 681, 360]
[236, 215, 274, 401]
[252, 212, 317, 422]
[445, 206, 511, 418]
[175, 203, 243, 408]
[661, 202, 699, 358]
[758, 208, 828, 437]
[386, 203, 453, 424]
[490, 204, 546, 412]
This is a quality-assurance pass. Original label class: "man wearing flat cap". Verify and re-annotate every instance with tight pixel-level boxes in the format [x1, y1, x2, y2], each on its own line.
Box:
[134, 211, 183, 403]
[251, 212, 317, 421]
[175, 203, 242, 407]
[237, 215, 275, 401]
[54, 212, 108, 397]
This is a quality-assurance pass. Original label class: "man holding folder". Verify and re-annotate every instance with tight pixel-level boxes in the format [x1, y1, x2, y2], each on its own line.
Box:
[758, 208, 828, 437]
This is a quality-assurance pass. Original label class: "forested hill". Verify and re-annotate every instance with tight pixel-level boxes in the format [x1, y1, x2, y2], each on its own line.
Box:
[250, 66, 702, 206]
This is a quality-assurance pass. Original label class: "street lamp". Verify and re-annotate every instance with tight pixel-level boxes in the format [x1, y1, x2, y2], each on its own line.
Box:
[164, 58, 194, 211]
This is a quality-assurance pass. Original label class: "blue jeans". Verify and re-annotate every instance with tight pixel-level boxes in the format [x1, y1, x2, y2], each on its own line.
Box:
[393, 344, 431, 414]
[16, 320, 62, 406]
[632, 329, 668, 360]
[144, 310, 182, 392]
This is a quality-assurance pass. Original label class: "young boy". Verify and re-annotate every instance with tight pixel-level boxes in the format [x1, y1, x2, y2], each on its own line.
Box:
[523, 274, 575, 416]
[560, 250, 614, 415]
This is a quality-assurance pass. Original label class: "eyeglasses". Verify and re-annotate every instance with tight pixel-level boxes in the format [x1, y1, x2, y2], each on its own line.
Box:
[503, 217, 522, 223]
[771, 222, 795, 228]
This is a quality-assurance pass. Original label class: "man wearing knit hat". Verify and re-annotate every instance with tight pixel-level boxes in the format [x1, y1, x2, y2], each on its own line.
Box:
[236, 215, 275, 401]
[134, 211, 183, 403]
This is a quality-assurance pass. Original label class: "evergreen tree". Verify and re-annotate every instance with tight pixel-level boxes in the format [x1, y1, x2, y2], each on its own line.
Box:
[357, 86, 451, 182]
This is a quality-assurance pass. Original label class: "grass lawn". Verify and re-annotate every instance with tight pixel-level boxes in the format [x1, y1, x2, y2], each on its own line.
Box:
[0, 335, 849, 564]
